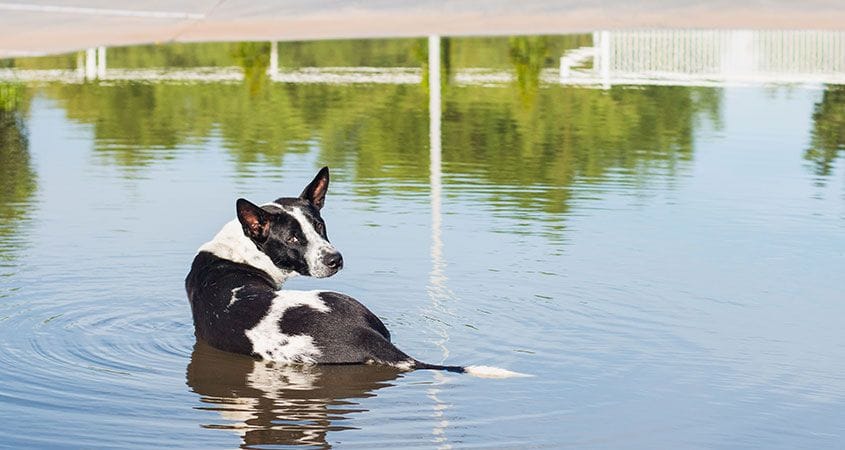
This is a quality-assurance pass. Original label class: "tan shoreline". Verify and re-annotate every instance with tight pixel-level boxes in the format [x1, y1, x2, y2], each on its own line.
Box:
[3, 2, 845, 57]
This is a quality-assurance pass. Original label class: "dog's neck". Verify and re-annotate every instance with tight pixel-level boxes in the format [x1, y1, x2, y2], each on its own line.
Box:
[198, 220, 296, 288]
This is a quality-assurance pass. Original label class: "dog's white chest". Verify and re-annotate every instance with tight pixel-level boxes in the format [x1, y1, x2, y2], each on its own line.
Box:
[244, 290, 330, 363]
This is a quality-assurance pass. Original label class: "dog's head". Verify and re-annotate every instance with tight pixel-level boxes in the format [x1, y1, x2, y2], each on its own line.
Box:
[235, 167, 343, 278]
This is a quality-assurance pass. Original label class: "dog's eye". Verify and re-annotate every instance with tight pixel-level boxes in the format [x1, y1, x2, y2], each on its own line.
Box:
[286, 235, 299, 244]
[315, 222, 324, 234]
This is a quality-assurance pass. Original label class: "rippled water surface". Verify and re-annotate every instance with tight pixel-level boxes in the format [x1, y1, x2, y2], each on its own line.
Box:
[1, 37, 845, 449]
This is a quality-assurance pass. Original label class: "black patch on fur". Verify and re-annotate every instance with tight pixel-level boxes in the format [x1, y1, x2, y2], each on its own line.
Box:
[277, 292, 406, 364]
[185, 251, 276, 355]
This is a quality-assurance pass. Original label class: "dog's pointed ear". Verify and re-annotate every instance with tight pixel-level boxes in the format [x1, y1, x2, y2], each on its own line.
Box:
[299, 166, 330, 210]
[236, 198, 269, 242]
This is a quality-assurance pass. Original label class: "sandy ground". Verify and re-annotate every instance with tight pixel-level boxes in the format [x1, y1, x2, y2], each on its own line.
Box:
[2, 0, 845, 57]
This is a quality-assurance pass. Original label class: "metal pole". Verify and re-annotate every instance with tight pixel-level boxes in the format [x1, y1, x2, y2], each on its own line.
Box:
[85, 48, 96, 80]
[426, 32, 450, 446]
[600, 30, 611, 89]
[268, 41, 278, 75]
[96, 46, 106, 79]
[429, 34, 442, 260]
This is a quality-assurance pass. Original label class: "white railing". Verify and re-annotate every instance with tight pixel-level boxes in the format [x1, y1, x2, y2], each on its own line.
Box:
[562, 30, 845, 87]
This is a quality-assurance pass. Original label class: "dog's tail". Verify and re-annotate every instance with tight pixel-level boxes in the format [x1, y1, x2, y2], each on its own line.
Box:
[410, 360, 530, 379]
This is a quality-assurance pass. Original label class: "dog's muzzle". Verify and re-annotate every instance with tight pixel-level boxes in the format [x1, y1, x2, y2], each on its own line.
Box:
[312, 250, 343, 277]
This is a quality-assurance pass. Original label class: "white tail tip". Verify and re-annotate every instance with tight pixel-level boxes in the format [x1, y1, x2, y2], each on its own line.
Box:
[464, 365, 532, 379]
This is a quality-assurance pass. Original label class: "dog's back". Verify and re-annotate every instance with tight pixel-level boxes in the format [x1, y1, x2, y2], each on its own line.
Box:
[187, 249, 417, 366]
[186, 250, 275, 355]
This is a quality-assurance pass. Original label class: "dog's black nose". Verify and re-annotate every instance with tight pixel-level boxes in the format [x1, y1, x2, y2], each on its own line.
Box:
[323, 252, 343, 269]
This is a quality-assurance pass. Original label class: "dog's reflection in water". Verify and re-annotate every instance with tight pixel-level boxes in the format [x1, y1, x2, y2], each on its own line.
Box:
[186, 341, 402, 448]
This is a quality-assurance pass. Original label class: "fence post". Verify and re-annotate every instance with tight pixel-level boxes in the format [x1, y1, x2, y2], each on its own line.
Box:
[84, 48, 96, 80]
[97, 46, 106, 79]
[268, 41, 278, 75]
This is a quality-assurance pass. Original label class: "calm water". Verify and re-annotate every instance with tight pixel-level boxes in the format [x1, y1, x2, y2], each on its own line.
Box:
[1, 38, 845, 449]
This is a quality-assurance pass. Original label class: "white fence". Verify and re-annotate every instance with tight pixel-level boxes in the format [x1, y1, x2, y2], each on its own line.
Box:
[563, 30, 845, 86]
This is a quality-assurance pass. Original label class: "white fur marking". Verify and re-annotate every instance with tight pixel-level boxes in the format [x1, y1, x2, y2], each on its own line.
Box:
[198, 220, 295, 288]
[228, 287, 243, 307]
[392, 360, 415, 371]
[245, 290, 330, 364]
[463, 366, 532, 379]
[285, 207, 338, 278]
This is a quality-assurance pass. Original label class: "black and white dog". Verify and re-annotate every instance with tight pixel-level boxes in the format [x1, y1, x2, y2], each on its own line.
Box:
[186, 167, 522, 378]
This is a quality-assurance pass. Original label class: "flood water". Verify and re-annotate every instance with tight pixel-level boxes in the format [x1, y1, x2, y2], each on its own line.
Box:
[1, 37, 845, 448]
